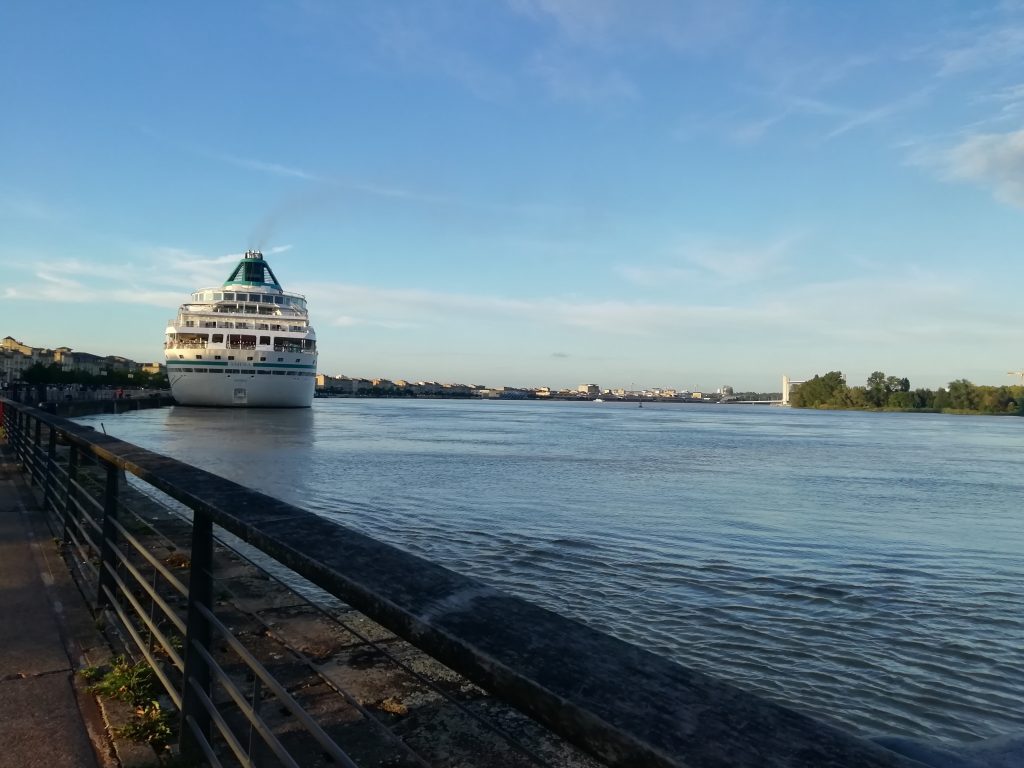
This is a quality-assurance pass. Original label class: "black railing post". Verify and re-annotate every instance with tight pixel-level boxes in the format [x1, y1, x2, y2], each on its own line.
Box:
[10, 409, 21, 460]
[63, 445, 79, 544]
[180, 511, 214, 757]
[42, 427, 57, 513]
[97, 463, 120, 607]
[16, 409, 28, 471]
[31, 415, 42, 485]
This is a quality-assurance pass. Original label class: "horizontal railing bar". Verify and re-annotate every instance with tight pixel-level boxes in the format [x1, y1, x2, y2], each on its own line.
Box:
[69, 485, 105, 526]
[109, 515, 189, 599]
[195, 603, 359, 768]
[100, 581, 183, 709]
[187, 679, 262, 768]
[102, 558, 186, 671]
[65, 511, 101, 558]
[64, 534, 100, 583]
[185, 715, 226, 768]
[188, 642, 303, 768]
[107, 539, 187, 638]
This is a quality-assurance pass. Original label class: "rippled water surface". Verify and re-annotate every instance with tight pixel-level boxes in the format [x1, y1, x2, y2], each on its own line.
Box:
[80, 399, 1024, 743]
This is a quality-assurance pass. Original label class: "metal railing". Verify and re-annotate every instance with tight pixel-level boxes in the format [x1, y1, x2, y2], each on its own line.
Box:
[0, 398, 922, 768]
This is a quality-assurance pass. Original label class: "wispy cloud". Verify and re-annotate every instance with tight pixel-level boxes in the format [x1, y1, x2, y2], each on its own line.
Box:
[824, 88, 932, 139]
[0, 191, 63, 222]
[922, 128, 1024, 207]
[0, 245, 275, 307]
[202, 148, 447, 203]
[528, 50, 637, 104]
[305, 271, 795, 338]
[937, 25, 1024, 76]
[215, 153, 322, 181]
[618, 235, 800, 286]
[729, 112, 790, 145]
[364, 5, 515, 101]
[508, 0, 757, 55]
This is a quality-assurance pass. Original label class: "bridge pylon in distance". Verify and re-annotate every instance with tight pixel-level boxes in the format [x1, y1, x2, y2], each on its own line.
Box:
[781, 374, 807, 405]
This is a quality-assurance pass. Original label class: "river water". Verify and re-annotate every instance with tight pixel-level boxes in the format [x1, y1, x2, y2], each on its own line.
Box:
[77, 399, 1024, 744]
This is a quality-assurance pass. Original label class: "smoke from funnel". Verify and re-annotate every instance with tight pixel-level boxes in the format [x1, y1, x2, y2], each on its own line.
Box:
[249, 182, 345, 250]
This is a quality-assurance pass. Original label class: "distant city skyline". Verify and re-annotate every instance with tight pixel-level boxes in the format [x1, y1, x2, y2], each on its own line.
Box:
[3, 2, 1024, 391]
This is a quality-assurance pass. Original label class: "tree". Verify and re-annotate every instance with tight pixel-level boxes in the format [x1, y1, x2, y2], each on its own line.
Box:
[947, 379, 979, 411]
[790, 371, 847, 408]
[888, 391, 913, 409]
[912, 389, 933, 409]
[866, 371, 888, 407]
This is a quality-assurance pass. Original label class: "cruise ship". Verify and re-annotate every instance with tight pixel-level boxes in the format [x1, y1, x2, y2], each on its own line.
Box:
[164, 250, 317, 407]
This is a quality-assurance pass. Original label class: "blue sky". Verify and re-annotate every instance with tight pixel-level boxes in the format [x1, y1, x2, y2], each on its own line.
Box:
[3, 1, 1024, 391]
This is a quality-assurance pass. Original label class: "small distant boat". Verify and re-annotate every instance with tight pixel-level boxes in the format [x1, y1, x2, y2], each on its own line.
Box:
[593, 398, 604, 403]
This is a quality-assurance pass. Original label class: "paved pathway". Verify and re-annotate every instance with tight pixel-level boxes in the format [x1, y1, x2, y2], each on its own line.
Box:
[0, 440, 102, 768]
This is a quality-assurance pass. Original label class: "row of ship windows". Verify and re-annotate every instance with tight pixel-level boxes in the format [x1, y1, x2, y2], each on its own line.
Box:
[183, 322, 306, 331]
[190, 291, 307, 309]
[174, 369, 315, 376]
[175, 354, 304, 362]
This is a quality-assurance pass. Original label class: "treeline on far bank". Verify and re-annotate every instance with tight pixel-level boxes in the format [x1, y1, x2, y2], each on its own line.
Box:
[790, 371, 1024, 415]
[19, 362, 169, 389]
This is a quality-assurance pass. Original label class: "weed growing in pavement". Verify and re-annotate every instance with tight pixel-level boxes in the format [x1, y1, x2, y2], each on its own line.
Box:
[81, 656, 175, 749]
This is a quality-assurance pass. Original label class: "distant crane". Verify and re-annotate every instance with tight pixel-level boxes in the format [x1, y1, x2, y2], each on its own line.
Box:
[1009, 371, 1024, 383]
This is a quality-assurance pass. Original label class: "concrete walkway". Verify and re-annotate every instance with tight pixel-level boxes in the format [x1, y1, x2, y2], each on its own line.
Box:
[0, 440, 105, 768]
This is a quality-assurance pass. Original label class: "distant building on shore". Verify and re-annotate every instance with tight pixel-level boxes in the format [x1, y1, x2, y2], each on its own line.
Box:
[1, 336, 161, 385]
[315, 373, 479, 398]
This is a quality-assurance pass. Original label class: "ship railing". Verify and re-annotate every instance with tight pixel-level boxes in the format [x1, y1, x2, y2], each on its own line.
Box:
[0, 397, 922, 768]
[165, 342, 208, 350]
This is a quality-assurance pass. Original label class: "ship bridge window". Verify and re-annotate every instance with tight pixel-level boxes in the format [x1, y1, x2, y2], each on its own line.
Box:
[214, 292, 223, 301]
[224, 293, 235, 300]
[212, 334, 224, 343]
[273, 296, 283, 305]
[259, 336, 270, 345]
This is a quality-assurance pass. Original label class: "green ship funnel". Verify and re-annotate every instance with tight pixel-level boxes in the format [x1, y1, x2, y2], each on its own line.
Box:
[223, 250, 283, 289]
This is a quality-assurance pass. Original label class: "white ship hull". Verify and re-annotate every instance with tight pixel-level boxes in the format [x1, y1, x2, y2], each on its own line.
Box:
[168, 362, 315, 407]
